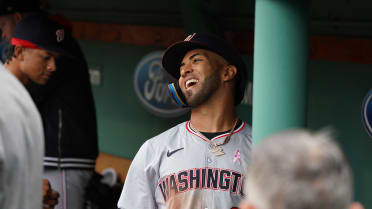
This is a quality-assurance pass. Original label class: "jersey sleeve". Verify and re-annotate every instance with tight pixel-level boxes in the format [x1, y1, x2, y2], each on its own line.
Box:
[117, 140, 158, 209]
[0, 132, 4, 208]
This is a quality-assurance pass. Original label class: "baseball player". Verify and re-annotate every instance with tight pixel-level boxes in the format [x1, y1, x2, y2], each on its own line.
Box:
[0, 1, 99, 209]
[118, 33, 252, 209]
[0, 14, 67, 209]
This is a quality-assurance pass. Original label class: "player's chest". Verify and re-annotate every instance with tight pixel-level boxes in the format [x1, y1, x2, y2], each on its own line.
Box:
[158, 135, 250, 182]
[156, 136, 250, 202]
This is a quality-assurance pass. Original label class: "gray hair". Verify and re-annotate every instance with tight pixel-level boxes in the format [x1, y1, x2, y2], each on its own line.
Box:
[244, 129, 353, 209]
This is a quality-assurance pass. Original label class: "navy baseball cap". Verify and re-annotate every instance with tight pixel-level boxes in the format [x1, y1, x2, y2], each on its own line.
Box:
[11, 15, 70, 56]
[162, 33, 248, 105]
[0, 0, 41, 16]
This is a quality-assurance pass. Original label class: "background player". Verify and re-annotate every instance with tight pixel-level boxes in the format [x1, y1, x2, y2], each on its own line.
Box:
[0, 1, 99, 208]
[118, 33, 252, 209]
[0, 14, 65, 209]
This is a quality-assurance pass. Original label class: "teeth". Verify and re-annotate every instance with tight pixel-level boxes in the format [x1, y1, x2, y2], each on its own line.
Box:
[186, 79, 199, 89]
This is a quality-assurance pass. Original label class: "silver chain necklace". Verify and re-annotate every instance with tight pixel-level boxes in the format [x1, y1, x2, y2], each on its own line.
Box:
[190, 119, 238, 156]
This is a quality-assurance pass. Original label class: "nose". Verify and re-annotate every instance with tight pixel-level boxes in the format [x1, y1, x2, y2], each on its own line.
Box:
[48, 57, 57, 72]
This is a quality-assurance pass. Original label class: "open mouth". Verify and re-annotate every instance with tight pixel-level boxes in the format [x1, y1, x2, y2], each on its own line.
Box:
[43, 73, 51, 80]
[185, 79, 199, 90]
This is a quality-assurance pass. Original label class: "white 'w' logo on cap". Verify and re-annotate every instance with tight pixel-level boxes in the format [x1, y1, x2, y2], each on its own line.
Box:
[184, 33, 196, 41]
[56, 29, 65, 42]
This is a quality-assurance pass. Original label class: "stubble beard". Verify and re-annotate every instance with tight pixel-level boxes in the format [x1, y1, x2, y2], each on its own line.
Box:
[185, 71, 220, 108]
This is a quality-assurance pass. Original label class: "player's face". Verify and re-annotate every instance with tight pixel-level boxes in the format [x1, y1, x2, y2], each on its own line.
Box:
[0, 15, 17, 42]
[178, 49, 224, 107]
[19, 48, 58, 85]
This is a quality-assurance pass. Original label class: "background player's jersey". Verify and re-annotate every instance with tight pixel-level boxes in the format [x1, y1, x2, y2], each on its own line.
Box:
[118, 121, 252, 209]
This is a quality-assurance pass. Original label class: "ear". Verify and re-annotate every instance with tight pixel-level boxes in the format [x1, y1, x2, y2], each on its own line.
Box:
[14, 46, 25, 61]
[13, 12, 23, 24]
[349, 202, 365, 209]
[222, 65, 237, 82]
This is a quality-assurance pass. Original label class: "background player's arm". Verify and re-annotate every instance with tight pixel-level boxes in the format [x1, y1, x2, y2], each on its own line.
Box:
[117, 141, 158, 209]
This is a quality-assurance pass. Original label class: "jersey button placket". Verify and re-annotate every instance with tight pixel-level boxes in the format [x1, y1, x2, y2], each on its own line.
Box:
[203, 143, 212, 209]
[206, 143, 213, 164]
[207, 142, 219, 209]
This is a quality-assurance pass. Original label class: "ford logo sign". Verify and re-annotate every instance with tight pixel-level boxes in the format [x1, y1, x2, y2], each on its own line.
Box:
[362, 89, 372, 138]
[134, 51, 189, 118]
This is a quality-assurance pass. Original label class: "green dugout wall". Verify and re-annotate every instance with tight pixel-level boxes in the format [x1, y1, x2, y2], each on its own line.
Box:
[252, 0, 309, 143]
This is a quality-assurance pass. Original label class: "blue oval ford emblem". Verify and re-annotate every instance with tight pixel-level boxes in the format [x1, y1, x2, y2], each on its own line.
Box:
[134, 51, 189, 118]
[362, 89, 372, 138]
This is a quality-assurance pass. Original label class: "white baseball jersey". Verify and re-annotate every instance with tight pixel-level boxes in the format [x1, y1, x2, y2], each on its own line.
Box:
[0, 68, 44, 209]
[118, 120, 252, 209]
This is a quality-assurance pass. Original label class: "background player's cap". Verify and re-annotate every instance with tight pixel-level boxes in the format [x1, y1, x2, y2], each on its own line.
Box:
[0, 0, 41, 16]
[162, 33, 248, 105]
[11, 14, 71, 56]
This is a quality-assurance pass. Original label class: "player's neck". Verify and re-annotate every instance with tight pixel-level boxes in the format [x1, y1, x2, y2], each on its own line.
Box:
[190, 99, 236, 133]
[5, 61, 28, 85]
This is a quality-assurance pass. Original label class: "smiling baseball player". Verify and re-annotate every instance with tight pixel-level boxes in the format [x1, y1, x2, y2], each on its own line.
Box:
[118, 33, 252, 209]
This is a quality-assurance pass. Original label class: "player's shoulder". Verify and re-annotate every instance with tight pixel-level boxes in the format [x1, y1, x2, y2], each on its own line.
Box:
[148, 121, 187, 144]
[131, 122, 187, 166]
[0, 69, 34, 111]
[136, 122, 186, 157]
[240, 121, 252, 134]
[0, 69, 42, 127]
[235, 120, 252, 142]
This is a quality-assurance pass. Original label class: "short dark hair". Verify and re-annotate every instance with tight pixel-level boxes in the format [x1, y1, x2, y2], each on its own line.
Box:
[244, 129, 353, 209]
[4, 44, 16, 64]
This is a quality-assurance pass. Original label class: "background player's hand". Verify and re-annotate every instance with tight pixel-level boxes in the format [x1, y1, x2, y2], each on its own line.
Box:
[42, 179, 59, 209]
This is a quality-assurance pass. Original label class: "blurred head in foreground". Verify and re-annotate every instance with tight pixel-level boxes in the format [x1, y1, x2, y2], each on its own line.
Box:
[240, 129, 364, 209]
